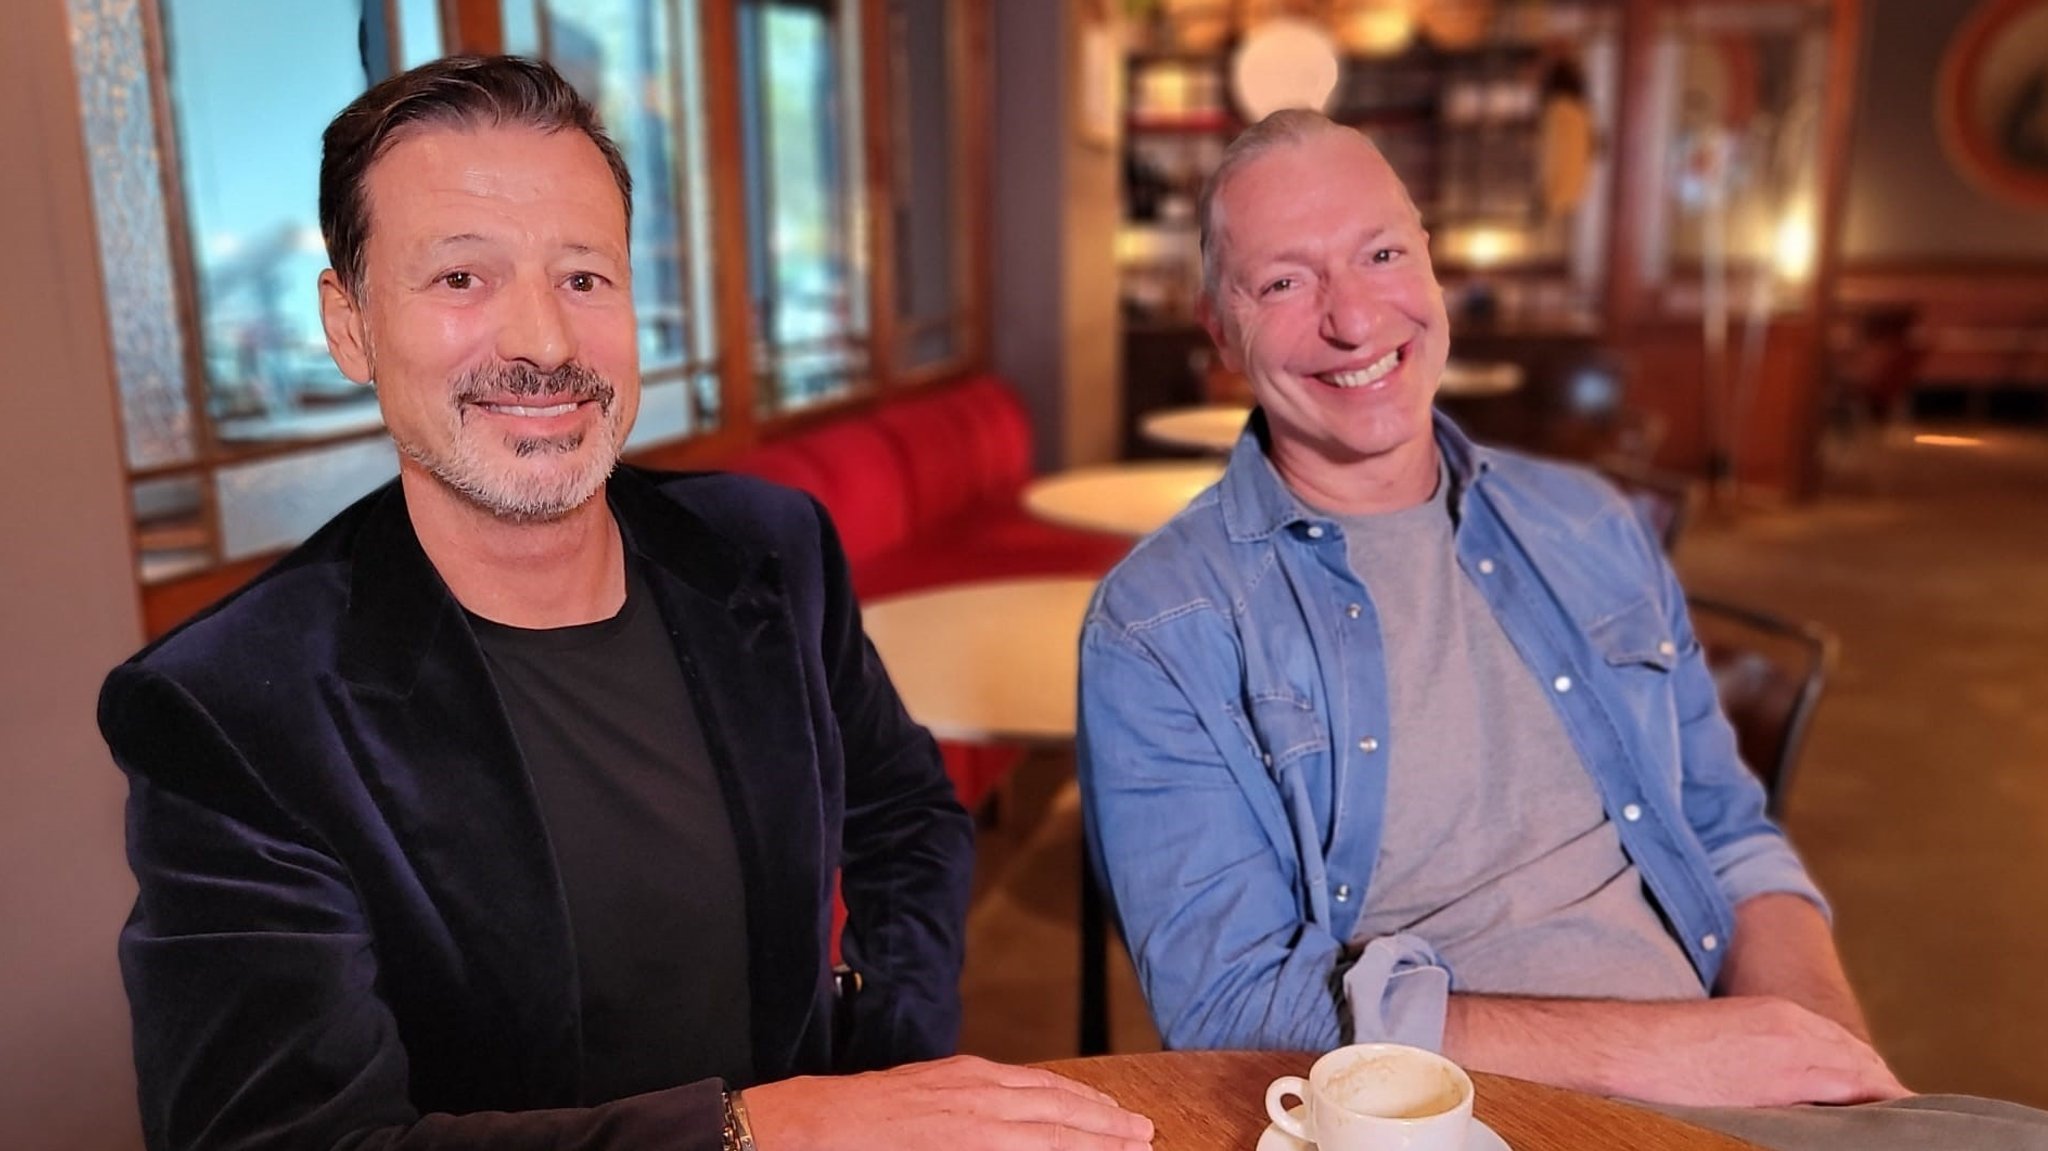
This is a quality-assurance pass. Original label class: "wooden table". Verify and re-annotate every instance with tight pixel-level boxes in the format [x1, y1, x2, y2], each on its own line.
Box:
[861, 577, 1098, 745]
[1023, 461, 1225, 538]
[1140, 405, 1253, 454]
[862, 576, 1118, 1054]
[1040, 1051, 1763, 1151]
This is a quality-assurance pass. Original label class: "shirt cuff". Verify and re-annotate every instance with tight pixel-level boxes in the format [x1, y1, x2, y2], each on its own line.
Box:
[1340, 932, 1452, 1051]
[1711, 833, 1832, 922]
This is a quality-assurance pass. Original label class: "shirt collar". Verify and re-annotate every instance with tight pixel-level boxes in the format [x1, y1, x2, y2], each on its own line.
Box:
[1218, 407, 1494, 543]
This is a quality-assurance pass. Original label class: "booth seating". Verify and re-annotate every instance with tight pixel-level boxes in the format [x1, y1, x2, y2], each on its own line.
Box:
[728, 373, 1129, 810]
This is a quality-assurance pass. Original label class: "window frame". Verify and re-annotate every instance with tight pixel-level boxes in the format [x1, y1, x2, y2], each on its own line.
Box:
[109, 0, 990, 634]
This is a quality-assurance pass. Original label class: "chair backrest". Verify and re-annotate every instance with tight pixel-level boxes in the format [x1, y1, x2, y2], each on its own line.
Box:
[1687, 595, 1838, 819]
[1598, 461, 1699, 553]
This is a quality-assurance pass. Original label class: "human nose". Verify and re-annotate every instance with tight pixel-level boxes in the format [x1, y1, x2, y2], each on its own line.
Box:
[495, 273, 576, 371]
[1319, 269, 1384, 349]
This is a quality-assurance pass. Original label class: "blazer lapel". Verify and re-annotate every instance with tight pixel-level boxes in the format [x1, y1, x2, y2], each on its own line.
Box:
[335, 485, 583, 1104]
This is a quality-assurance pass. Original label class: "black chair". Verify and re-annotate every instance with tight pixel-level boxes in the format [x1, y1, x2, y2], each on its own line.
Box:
[1598, 460, 1700, 553]
[1688, 596, 1839, 819]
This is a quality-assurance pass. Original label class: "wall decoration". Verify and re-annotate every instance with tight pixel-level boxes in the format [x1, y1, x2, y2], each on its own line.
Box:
[1938, 0, 2048, 208]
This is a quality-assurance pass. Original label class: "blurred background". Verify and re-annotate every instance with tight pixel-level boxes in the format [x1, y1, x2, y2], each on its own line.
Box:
[6, 1, 2047, 1146]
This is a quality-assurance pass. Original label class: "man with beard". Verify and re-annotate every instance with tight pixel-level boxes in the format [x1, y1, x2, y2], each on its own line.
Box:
[99, 56, 1153, 1151]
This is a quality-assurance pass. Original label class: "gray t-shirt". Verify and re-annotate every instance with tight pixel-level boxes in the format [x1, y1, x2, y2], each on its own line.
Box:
[1327, 465, 1703, 1002]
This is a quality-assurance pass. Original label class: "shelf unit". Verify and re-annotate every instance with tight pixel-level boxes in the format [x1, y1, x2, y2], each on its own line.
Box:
[1116, 4, 1622, 333]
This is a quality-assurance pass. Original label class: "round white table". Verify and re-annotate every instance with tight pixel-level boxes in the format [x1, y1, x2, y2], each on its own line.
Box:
[1022, 461, 1224, 538]
[1138, 404, 1252, 454]
[860, 577, 1098, 745]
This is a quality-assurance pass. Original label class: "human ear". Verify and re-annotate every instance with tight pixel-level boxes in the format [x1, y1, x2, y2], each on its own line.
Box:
[318, 268, 374, 385]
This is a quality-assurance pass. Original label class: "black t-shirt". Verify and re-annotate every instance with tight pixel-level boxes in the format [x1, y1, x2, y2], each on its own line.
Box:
[471, 561, 754, 1103]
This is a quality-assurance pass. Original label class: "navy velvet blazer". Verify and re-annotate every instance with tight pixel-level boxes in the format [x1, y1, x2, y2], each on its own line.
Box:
[100, 467, 974, 1151]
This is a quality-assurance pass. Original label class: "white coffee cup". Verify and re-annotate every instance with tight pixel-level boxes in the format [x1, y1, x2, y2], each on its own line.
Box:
[1265, 1043, 1474, 1151]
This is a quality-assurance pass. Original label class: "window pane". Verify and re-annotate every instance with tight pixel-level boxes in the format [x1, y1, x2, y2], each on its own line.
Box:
[528, 0, 721, 445]
[1646, 4, 1829, 310]
[890, 0, 961, 372]
[132, 474, 209, 585]
[68, 0, 197, 469]
[160, 0, 387, 446]
[741, 0, 870, 410]
[215, 438, 398, 561]
[397, 0, 447, 68]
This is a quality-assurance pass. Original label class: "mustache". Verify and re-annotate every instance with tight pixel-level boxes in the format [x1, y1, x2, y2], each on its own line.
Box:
[452, 361, 616, 409]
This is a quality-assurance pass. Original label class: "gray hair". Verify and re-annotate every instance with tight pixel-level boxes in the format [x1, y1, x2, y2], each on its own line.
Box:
[1197, 109, 1413, 302]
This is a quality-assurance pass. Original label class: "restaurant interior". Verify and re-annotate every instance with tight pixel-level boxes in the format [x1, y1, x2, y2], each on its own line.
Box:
[7, 0, 2048, 1145]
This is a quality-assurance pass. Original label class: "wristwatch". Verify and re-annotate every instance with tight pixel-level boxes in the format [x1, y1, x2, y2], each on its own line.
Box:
[721, 1088, 758, 1151]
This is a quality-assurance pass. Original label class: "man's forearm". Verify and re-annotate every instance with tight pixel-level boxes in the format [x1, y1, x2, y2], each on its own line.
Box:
[1715, 891, 1873, 1041]
[1440, 992, 1907, 1107]
[1441, 994, 1668, 1097]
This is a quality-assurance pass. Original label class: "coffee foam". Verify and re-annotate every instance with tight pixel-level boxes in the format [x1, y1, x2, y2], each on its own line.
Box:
[1323, 1054, 1466, 1120]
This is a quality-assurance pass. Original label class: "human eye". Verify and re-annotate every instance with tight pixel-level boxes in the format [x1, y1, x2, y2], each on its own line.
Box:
[437, 269, 477, 290]
[564, 271, 608, 293]
[1370, 247, 1403, 265]
[1258, 275, 1298, 298]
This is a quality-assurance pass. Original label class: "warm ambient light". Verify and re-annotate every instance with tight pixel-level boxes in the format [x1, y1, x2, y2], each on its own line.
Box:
[1773, 211, 1816, 281]
[1338, 2, 1417, 56]
[1231, 18, 1342, 121]
[1912, 434, 1985, 448]
[1461, 226, 1515, 268]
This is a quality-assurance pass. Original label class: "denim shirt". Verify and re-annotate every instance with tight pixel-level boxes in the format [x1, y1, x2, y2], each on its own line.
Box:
[1077, 413, 1824, 1053]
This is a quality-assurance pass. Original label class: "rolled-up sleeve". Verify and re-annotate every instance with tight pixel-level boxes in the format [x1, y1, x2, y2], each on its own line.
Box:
[1341, 934, 1452, 1051]
[1659, 558, 1829, 919]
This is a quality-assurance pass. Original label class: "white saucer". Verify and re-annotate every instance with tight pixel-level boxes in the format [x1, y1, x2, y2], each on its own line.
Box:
[1255, 1107, 1510, 1151]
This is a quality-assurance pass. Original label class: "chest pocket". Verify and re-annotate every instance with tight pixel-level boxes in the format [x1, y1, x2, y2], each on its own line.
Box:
[1228, 690, 1328, 775]
[1588, 597, 1679, 672]
[1586, 597, 1683, 780]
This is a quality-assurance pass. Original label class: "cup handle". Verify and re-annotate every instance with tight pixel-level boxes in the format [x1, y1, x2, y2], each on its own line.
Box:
[1265, 1076, 1313, 1141]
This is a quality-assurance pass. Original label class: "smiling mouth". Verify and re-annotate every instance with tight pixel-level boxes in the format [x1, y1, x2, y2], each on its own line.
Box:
[1319, 345, 1405, 389]
[475, 400, 588, 418]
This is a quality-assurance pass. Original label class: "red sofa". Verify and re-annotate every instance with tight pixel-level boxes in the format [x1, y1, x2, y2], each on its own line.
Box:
[727, 373, 1129, 809]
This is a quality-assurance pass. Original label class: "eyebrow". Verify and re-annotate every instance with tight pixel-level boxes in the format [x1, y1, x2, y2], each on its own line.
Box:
[1243, 226, 1398, 276]
[423, 234, 620, 261]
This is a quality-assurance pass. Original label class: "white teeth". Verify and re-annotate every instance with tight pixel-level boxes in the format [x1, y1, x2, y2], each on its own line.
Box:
[488, 402, 578, 417]
[1327, 349, 1401, 388]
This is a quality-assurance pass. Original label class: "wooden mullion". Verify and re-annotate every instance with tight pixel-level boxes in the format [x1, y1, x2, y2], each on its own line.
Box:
[861, 0, 900, 389]
[699, 0, 762, 436]
[960, 0, 992, 370]
[138, 0, 227, 571]
[443, 0, 506, 53]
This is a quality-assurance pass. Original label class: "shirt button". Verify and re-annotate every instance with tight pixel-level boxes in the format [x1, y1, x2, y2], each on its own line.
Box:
[1701, 933, 1719, 952]
[1262, 752, 1273, 767]
[1335, 884, 1352, 903]
[1357, 736, 1380, 754]
[1622, 803, 1643, 822]
[1346, 603, 1362, 619]
[1553, 675, 1573, 693]
[1658, 640, 1677, 657]
[1478, 558, 1497, 574]
[1307, 525, 1326, 539]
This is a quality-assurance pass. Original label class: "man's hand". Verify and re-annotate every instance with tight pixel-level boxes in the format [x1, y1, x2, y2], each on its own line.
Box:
[741, 1054, 1156, 1151]
[1445, 994, 1910, 1107]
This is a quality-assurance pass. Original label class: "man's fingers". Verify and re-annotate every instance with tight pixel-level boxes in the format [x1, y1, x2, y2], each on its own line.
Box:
[1009, 1121, 1155, 1151]
[983, 1063, 1126, 1110]
[996, 1085, 1155, 1141]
